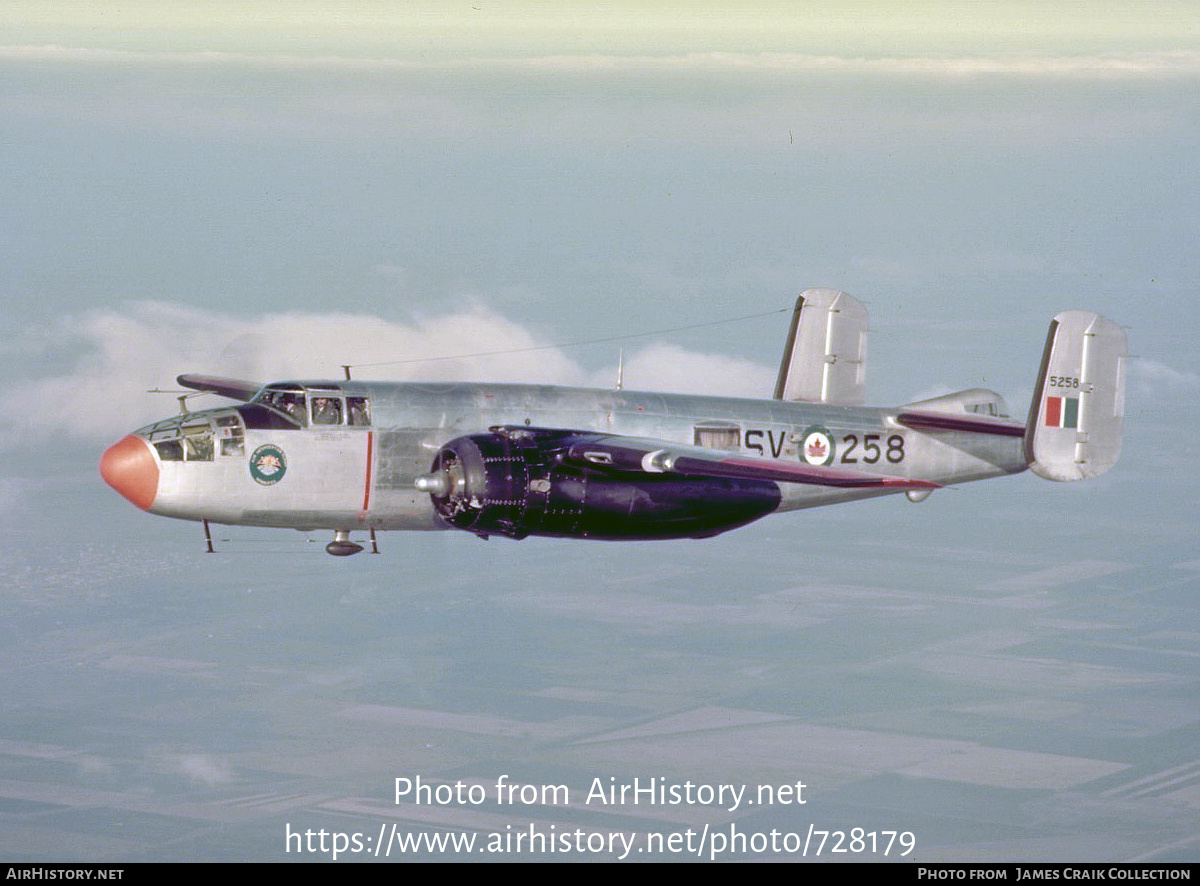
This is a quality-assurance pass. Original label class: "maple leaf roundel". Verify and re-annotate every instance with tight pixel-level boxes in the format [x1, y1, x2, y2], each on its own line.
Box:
[800, 425, 836, 466]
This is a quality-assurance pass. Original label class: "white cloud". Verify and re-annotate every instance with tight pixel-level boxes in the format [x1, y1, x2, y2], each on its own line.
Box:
[1129, 357, 1200, 399]
[3, 47, 1195, 147]
[0, 301, 775, 445]
[7, 46, 1200, 78]
[587, 342, 773, 399]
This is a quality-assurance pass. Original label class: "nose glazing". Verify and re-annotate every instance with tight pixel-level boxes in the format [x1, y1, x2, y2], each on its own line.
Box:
[99, 435, 159, 510]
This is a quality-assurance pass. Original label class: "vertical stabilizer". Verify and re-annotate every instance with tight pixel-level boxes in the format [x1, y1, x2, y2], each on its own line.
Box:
[773, 288, 868, 404]
[1025, 311, 1127, 481]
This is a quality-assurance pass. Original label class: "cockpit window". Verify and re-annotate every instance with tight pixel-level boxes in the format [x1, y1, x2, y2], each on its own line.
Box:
[247, 386, 306, 428]
[312, 396, 343, 425]
[237, 404, 303, 430]
[347, 396, 370, 426]
[141, 411, 244, 461]
[261, 391, 307, 426]
[246, 385, 370, 428]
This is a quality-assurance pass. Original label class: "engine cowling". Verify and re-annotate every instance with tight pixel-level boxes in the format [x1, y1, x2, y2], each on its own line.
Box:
[420, 428, 781, 540]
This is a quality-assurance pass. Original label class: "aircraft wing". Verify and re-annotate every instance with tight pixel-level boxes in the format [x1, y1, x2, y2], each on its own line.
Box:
[558, 433, 939, 490]
[176, 374, 263, 402]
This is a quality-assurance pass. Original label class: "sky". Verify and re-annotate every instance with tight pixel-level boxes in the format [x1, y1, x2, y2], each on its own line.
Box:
[1, 1, 1198, 864]
[5, 2, 1199, 53]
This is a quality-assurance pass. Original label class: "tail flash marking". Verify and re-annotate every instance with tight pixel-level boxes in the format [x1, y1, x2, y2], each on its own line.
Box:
[1043, 395, 1079, 429]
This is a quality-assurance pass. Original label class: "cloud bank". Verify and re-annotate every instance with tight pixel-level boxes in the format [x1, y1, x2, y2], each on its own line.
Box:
[8, 47, 1200, 77]
[0, 301, 774, 445]
[4, 46, 1195, 152]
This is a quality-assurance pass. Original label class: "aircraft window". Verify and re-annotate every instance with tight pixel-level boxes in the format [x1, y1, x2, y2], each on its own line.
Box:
[155, 440, 183, 461]
[312, 396, 344, 425]
[217, 419, 245, 456]
[180, 428, 214, 461]
[248, 386, 364, 428]
[347, 396, 371, 426]
[275, 393, 307, 426]
[237, 404, 304, 430]
[284, 395, 306, 426]
[694, 423, 741, 451]
[257, 390, 308, 426]
[143, 417, 186, 441]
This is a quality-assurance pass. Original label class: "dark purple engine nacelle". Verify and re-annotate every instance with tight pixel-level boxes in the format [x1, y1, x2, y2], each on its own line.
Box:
[424, 428, 781, 540]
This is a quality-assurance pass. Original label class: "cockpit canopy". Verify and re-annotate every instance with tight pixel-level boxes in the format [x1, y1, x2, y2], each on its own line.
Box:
[137, 384, 373, 462]
[249, 383, 371, 428]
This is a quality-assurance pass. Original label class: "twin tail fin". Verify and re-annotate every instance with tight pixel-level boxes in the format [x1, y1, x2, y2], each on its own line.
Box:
[1024, 311, 1127, 481]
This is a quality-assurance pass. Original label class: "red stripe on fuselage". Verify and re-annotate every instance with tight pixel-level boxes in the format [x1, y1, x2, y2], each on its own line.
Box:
[360, 431, 374, 518]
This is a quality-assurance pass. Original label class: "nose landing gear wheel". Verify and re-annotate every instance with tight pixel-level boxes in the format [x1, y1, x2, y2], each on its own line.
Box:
[326, 530, 364, 556]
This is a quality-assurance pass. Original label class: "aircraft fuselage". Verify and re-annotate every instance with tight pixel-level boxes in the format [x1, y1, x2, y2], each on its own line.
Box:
[104, 380, 1027, 535]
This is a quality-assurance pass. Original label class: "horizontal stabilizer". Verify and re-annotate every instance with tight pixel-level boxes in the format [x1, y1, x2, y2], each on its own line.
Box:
[177, 374, 263, 402]
[774, 288, 868, 405]
[1025, 312, 1126, 481]
[563, 435, 938, 491]
[897, 411, 1025, 438]
[897, 388, 1023, 436]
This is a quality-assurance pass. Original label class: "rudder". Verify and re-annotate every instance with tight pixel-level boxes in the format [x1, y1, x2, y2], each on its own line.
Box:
[1025, 311, 1127, 481]
[774, 288, 868, 405]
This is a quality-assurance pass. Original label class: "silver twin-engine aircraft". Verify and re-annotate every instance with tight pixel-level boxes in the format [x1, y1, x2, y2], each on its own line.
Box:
[100, 290, 1127, 555]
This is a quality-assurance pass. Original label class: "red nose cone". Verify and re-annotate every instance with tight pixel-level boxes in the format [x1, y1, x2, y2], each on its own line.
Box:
[100, 435, 159, 510]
